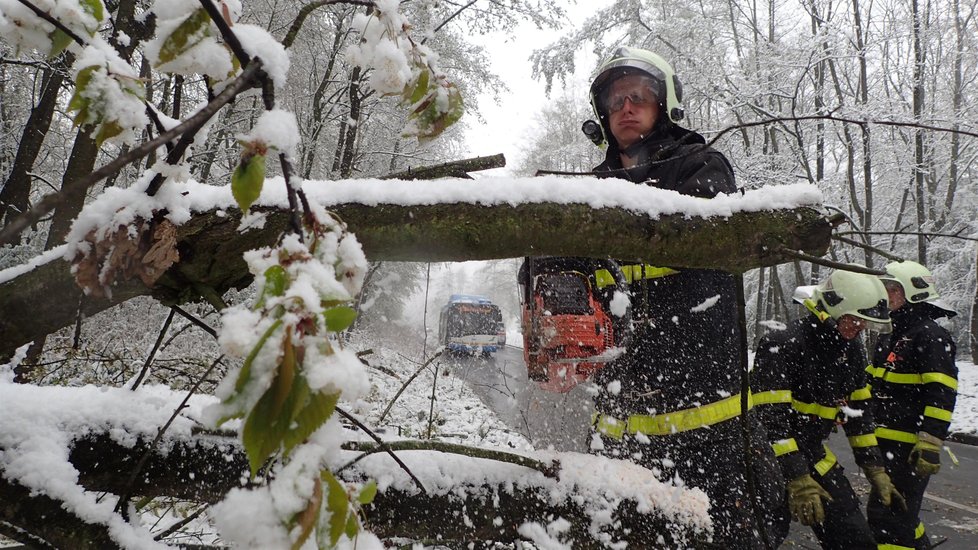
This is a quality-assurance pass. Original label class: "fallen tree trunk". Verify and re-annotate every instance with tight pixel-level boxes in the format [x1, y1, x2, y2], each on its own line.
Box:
[0, 431, 710, 549]
[0, 199, 831, 359]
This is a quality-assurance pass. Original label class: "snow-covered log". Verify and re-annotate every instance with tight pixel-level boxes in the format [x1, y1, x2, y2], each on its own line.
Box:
[1, 429, 711, 548]
[0, 179, 832, 359]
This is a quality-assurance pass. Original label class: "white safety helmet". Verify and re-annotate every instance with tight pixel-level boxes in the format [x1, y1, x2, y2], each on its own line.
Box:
[812, 269, 891, 333]
[585, 47, 685, 148]
[879, 260, 940, 304]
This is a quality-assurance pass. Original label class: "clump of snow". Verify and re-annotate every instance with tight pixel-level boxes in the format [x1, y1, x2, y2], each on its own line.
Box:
[610, 290, 630, 317]
[347, 6, 420, 97]
[690, 294, 721, 312]
[90, 176, 822, 220]
[234, 24, 290, 88]
[0, 378, 216, 549]
[0, 0, 104, 55]
[237, 108, 301, 157]
[71, 43, 149, 145]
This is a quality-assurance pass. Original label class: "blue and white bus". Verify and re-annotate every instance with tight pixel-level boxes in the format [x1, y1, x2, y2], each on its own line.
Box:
[438, 294, 503, 355]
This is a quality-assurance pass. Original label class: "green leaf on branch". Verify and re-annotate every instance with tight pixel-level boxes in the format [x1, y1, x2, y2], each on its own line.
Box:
[344, 512, 359, 540]
[290, 477, 322, 550]
[283, 387, 339, 456]
[157, 9, 212, 66]
[47, 0, 104, 56]
[231, 151, 266, 213]
[404, 67, 430, 105]
[49, 29, 73, 58]
[357, 480, 377, 505]
[322, 470, 351, 546]
[404, 82, 464, 142]
[323, 306, 357, 332]
[94, 120, 123, 147]
[67, 65, 98, 127]
[67, 64, 145, 146]
[233, 319, 283, 394]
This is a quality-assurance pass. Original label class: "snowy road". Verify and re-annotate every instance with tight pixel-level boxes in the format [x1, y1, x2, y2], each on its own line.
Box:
[445, 345, 595, 452]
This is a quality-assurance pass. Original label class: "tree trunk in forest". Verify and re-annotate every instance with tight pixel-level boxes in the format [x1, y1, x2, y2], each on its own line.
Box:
[300, 22, 346, 179]
[972, 244, 978, 363]
[912, 0, 928, 264]
[45, 131, 100, 247]
[0, 202, 834, 360]
[0, 55, 71, 238]
[0, 431, 710, 549]
[339, 67, 363, 178]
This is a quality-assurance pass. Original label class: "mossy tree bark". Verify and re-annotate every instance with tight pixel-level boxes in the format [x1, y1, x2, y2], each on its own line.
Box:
[0, 202, 831, 359]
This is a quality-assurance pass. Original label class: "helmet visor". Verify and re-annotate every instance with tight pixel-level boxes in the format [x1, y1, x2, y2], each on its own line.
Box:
[855, 298, 892, 333]
[600, 75, 659, 113]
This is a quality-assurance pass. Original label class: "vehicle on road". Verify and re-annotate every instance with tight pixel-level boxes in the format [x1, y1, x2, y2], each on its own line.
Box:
[439, 294, 503, 356]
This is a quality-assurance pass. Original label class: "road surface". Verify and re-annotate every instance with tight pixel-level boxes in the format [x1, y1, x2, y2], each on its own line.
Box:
[445, 347, 978, 548]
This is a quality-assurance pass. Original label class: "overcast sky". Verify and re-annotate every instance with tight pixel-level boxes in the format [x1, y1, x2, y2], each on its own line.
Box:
[462, 3, 609, 175]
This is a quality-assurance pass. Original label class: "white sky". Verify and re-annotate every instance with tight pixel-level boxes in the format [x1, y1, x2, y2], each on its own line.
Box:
[462, 2, 611, 175]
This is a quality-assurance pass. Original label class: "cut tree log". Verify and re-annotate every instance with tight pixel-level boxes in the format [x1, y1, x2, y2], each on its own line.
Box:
[0, 199, 832, 359]
[0, 431, 711, 549]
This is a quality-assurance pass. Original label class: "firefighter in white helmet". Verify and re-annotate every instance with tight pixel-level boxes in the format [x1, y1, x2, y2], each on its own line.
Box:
[752, 268, 906, 549]
[586, 46, 787, 548]
[868, 260, 958, 549]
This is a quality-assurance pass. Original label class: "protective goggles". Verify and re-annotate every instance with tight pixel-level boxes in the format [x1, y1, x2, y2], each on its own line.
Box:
[601, 75, 659, 113]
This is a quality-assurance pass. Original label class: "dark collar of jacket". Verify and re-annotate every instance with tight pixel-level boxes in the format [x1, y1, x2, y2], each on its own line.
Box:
[891, 302, 955, 334]
[594, 125, 705, 174]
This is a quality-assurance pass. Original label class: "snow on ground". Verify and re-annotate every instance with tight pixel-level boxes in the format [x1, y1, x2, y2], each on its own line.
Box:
[950, 361, 978, 436]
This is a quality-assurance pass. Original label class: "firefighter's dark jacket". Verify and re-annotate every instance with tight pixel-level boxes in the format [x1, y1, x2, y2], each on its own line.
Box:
[869, 302, 958, 442]
[753, 314, 885, 481]
[591, 126, 743, 418]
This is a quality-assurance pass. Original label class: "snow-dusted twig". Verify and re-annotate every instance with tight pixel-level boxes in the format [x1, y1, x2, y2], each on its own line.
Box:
[115, 354, 226, 518]
[337, 406, 426, 492]
[778, 246, 886, 275]
[341, 439, 561, 479]
[0, 60, 265, 244]
[378, 349, 444, 423]
[14, 0, 85, 46]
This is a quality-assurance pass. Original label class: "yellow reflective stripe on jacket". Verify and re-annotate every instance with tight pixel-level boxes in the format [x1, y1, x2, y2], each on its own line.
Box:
[878, 544, 914, 550]
[876, 427, 918, 444]
[815, 445, 837, 476]
[866, 367, 958, 390]
[922, 372, 958, 390]
[792, 399, 840, 420]
[915, 522, 925, 539]
[620, 264, 679, 283]
[772, 438, 799, 457]
[848, 433, 879, 448]
[753, 389, 792, 405]
[850, 384, 872, 401]
[594, 394, 748, 439]
[592, 412, 626, 439]
[593, 269, 616, 289]
[923, 405, 953, 422]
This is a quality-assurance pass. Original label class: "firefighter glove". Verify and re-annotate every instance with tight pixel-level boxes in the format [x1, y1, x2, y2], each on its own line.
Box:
[909, 431, 942, 476]
[787, 474, 833, 526]
[863, 466, 907, 511]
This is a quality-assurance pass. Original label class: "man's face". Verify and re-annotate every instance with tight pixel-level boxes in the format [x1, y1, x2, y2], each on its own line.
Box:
[883, 280, 907, 311]
[605, 74, 659, 150]
[836, 314, 867, 340]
